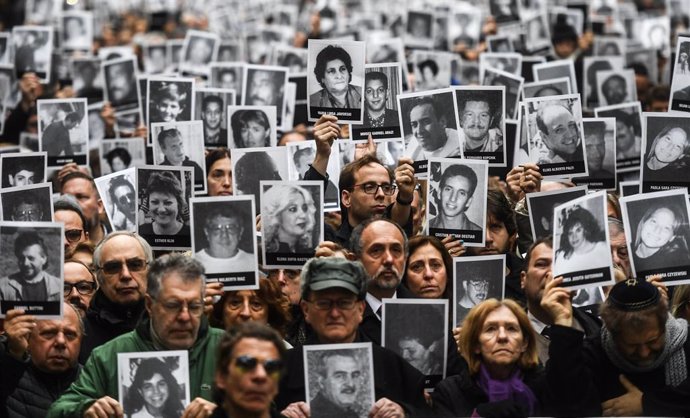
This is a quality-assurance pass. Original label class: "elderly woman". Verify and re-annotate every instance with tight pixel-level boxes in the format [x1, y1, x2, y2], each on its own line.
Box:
[309, 45, 362, 109]
[139, 172, 187, 236]
[632, 201, 690, 273]
[125, 357, 185, 418]
[432, 299, 544, 417]
[554, 206, 608, 273]
[644, 126, 690, 181]
[262, 184, 317, 254]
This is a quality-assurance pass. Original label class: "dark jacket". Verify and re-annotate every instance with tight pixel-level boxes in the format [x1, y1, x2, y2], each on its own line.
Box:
[79, 290, 146, 364]
[546, 324, 690, 417]
[432, 366, 548, 417]
[275, 334, 431, 417]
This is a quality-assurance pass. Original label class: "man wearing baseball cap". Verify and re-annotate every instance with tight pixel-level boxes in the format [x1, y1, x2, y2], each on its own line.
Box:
[276, 257, 429, 418]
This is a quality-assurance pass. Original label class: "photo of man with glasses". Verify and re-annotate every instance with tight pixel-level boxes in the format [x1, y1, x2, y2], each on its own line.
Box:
[454, 256, 505, 325]
[1, 184, 53, 222]
[107, 175, 136, 232]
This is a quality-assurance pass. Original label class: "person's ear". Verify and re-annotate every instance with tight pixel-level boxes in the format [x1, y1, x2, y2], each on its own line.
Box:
[341, 189, 352, 210]
[439, 114, 448, 130]
[300, 299, 311, 323]
[144, 294, 154, 317]
[214, 371, 227, 391]
[354, 300, 365, 325]
[464, 195, 473, 210]
[520, 270, 527, 290]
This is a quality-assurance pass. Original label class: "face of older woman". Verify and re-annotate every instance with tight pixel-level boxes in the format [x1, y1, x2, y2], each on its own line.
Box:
[279, 192, 309, 237]
[149, 191, 178, 227]
[224, 290, 269, 328]
[139, 372, 169, 410]
[322, 59, 349, 94]
[406, 244, 447, 298]
[398, 337, 429, 371]
[242, 120, 269, 147]
[640, 207, 676, 250]
[654, 127, 687, 163]
[567, 221, 585, 250]
[477, 306, 527, 372]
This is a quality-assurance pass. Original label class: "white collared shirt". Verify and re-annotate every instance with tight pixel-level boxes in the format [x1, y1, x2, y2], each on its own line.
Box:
[366, 291, 398, 321]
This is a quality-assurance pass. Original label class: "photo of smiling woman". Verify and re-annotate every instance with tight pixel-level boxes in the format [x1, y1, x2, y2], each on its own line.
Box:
[642, 115, 690, 192]
[124, 357, 185, 418]
[261, 181, 323, 268]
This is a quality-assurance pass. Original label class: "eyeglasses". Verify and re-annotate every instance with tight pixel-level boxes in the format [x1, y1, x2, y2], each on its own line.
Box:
[206, 223, 241, 235]
[234, 355, 283, 377]
[65, 229, 84, 243]
[117, 193, 134, 206]
[97, 258, 148, 275]
[159, 299, 204, 316]
[63, 281, 97, 297]
[13, 209, 42, 220]
[469, 280, 489, 290]
[352, 182, 396, 196]
[308, 298, 358, 311]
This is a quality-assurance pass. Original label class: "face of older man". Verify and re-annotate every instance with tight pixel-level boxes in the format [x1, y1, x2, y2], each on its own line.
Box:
[97, 234, 148, 306]
[29, 305, 82, 373]
[322, 355, 362, 407]
[541, 105, 580, 158]
[461, 100, 492, 143]
[359, 221, 406, 293]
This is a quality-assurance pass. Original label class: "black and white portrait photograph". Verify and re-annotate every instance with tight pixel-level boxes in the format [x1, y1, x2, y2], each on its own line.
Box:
[573, 117, 617, 190]
[117, 351, 190, 418]
[242, 64, 288, 128]
[620, 189, 690, 284]
[489, 0, 520, 24]
[454, 86, 506, 166]
[103, 57, 140, 114]
[136, 165, 193, 250]
[405, 10, 435, 49]
[596, 69, 636, 107]
[479, 52, 522, 78]
[0, 64, 18, 107]
[522, 12, 552, 54]
[95, 168, 137, 232]
[582, 56, 625, 110]
[634, 15, 670, 52]
[99, 137, 146, 175]
[448, 8, 482, 50]
[272, 45, 308, 76]
[70, 57, 103, 105]
[190, 196, 258, 289]
[382, 299, 447, 389]
[0, 221, 63, 317]
[594, 101, 643, 172]
[25, 0, 57, 24]
[143, 43, 168, 74]
[283, 81, 297, 132]
[549, 7, 584, 37]
[626, 48, 658, 89]
[114, 111, 143, 139]
[481, 67, 521, 122]
[12, 25, 53, 82]
[179, 30, 219, 77]
[231, 146, 289, 211]
[526, 186, 588, 242]
[593, 36, 626, 57]
[453, 255, 505, 326]
[0, 151, 46, 188]
[304, 343, 375, 418]
[37, 98, 88, 167]
[412, 50, 452, 92]
[261, 181, 323, 268]
[194, 87, 235, 148]
[150, 120, 206, 194]
[366, 37, 406, 68]
[210, 63, 244, 105]
[307, 39, 366, 123]
[398, 88, 461, 174]
[0, 33, 11, 64]
[426, 158, 488, 245]
[217, 41, 243, 63]
[287, 141, 340, 212]
[228, 106, 277, 149]
[640, 113, 690, 193]
[524, 94, 588, 178]
[487, 35, 514, 53]
[670, 37, 690, 113]
[522, 77, 571, 99]
[60, 11, 92, 52]
[373, 138, 405, 173]
[0, 182, 53, 222]
[146, 76, 195, 141]
[166, 39, 183, 71]
[350, 64, 403, 142]
[552, 190, 614, 289]
[532, 59, 578, 94]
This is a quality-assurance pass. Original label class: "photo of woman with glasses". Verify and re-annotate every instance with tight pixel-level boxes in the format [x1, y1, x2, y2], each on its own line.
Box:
[123, 357, 186, 418]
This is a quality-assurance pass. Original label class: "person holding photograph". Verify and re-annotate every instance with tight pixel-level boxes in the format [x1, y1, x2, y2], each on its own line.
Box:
[263, 184, 317, 254]
[644, 126, 690, 180]
[632, 202, 690, 273]
[139, 172, 187, 236]
[124, 358, 185, 418]
[151, 83, 187, 123]
[429, 164, 481, 231]
[156, 128, 204, 184]
[309, 45, 362, 109]
[194, 205, 254, 274]
[432, 299, 545, 417]
[43, 112, 81, 157]
[554, 206, 609, 272]
[232, 110, 271, 148]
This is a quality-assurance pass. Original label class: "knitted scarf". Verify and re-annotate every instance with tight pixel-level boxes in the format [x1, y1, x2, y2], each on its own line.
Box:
[601, 315, 688, 386]
[476, 364, 538, 415]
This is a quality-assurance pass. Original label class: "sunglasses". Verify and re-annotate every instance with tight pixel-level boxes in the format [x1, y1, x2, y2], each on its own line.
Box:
[63, 280, 97, 297]
[98, 258, 148, 275]
[234, 355, 283, 376]
[65, 229, 84, 243]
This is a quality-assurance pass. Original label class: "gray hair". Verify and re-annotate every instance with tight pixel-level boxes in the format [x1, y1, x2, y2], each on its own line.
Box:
[93, 231, 154, 285]
[349, 217, 409, 259]
[147, 253, 206, 301]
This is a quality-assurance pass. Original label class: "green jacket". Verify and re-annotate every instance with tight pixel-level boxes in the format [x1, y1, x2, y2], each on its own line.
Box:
[47, 317, 224, 418]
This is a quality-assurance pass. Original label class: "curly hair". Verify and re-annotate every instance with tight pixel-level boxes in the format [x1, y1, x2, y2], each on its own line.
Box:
[124, 357, 185, 417]
[262, 185, 316, 252]
[105, 147, 132, 169]
[313, 45, 353, 89]
[146, 171, 186, 223]
[557, 206, 605, 258]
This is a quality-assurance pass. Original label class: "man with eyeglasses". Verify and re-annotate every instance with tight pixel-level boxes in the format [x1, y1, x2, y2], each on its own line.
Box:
[277, 257, 429, 418]
[54, 195, 90, 253]
[9, 193, 46, 222]
[107, 175, 136, 232]
[63, 259, 97, 317]
[213, 322, 286, 418]
[456, 275, 490, 320]
[60, 171, 109, 245]
[78, 231, 153, 363]
[49, 253, 224, 418]
[194, 205, 255, 274]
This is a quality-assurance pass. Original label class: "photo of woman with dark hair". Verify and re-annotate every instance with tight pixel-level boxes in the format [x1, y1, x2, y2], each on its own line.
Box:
[105, 147, 132, 173]
[309, 45, 361, 109]
[554, 206, 609, 273]
[632, 201, 690, 274]
[124, 357, 185, 418]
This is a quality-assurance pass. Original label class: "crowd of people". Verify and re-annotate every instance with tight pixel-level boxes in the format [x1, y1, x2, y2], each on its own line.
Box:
[0, 0, 690, 417]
